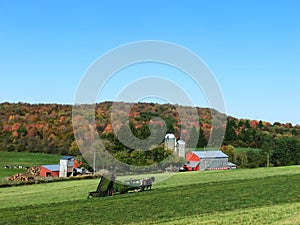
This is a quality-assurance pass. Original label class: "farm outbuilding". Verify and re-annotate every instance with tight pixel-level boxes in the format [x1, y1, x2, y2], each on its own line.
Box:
[40, 156, 75, 178]
[40, 164, 60, 177]
[185, 151, 229, 171]
[183, 161, 200, 171]
[176, 139, 186, 158]
[59, 156, 74, 177]
[164, 133, 176, 151]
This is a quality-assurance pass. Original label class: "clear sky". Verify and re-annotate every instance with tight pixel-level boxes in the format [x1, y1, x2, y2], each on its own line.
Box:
[0, 1, 299, 124]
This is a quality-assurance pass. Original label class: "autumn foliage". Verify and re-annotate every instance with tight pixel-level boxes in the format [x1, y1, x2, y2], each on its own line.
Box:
[1, 101, 300, 167]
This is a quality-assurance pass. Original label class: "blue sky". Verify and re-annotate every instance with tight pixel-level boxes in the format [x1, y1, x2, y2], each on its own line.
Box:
[0, 1, 299, 124]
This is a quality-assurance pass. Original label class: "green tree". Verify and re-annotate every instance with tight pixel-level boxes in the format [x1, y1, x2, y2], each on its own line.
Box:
[271, 136, 300, 166]
[130, 150, 147, 166]
[166, 121, 175, 134]
[223, 126, 237, 145]
[197, 127, 208, 148]
[245, 120, 251, 128]
[235, 151, 248, 168]
[221, 145, 236, 163]
[186, 127, 198, 149]
[257, 120, 264, 129]
[246, 150, 260, 168]
[260, 133, 275, 167]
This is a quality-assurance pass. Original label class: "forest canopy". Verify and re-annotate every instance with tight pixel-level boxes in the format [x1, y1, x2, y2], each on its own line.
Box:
[1, 102, 300, 168]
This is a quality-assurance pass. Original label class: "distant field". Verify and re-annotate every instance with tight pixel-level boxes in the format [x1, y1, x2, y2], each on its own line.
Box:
[0, 166, 299, 224]
[0, 151, 62, 179]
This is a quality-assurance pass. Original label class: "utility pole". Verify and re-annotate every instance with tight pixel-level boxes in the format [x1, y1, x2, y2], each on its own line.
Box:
[267, 152, 270, 168]
[204, 150, 207, 170]
[93, 152, 96, 175]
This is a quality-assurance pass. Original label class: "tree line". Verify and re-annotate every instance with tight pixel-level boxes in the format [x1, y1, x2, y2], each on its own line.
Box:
[1, 102, 300, 168]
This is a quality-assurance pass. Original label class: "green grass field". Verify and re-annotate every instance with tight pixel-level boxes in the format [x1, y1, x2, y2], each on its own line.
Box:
[0, 151, 62, 179]
[0, 166, 299, 224]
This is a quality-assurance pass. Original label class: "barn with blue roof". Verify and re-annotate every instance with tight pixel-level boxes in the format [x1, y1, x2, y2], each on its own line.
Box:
[40, 156, 75, 177]
[185, 150, 229, 171]
[40, 164, 60, 177]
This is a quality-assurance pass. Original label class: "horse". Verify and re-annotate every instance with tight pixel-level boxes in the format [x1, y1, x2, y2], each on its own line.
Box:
[141, 177, 155, 191]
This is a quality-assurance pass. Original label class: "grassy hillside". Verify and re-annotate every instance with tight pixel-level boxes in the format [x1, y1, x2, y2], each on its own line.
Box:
[0, 166, 299, 224]
[0, 151, 62, 179]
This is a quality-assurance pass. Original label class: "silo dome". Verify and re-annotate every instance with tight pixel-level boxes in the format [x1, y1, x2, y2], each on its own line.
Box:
[165, 133, 176, 151]
[165, 133, 176, 139]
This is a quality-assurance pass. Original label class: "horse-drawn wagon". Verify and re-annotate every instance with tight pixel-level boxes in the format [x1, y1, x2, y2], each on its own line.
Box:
[124, 177, 155, 192]
[88, 174, 155, 198]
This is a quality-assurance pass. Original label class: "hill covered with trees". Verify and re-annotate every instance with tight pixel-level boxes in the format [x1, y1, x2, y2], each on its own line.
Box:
[1, 102, 300, 168]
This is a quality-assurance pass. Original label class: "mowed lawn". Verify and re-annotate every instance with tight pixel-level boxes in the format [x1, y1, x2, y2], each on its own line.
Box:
[0, 166, 299, 224]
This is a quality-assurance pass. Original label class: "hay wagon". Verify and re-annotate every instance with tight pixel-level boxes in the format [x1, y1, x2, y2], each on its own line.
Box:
[88, 174, 155, 198]
[124, 177, 155, 192]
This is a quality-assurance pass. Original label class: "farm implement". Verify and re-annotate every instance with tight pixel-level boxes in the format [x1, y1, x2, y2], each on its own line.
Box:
[88, 174, 155, 198]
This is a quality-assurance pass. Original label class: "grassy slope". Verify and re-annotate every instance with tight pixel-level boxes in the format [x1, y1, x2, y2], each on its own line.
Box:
[0, 166, 299, 224]
[0, 151, 62, 179]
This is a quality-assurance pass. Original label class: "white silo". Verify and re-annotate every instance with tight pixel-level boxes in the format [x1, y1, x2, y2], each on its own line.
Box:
[59, 156, 74, 177]
[164, 133, 176, 151]
[176, 140, 186, 158]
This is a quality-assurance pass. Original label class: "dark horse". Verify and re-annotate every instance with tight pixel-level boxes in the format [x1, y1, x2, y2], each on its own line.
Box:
[141, 177, 155, 191]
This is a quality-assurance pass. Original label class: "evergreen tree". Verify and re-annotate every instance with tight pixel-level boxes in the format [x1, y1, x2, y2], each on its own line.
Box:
[223, 124, 237, 145]
[186, 127, 198, 149]
[197, 127, 208, 148]
[257, 120, 264, 129]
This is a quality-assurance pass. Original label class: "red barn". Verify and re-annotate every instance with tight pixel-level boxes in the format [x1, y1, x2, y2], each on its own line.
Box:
[185, 151, 229, 171]
[40, 165, 60, 177]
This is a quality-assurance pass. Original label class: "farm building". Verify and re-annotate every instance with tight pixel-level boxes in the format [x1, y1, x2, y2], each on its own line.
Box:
[164, 133, 176, 150]
[228, 162, 237, 169]
[59, 156, 74, 177]
[40, 156, 75, 178]
[182, 161, 200, 171]
[176, 140, 186, 158]
[40, 164, 60, 177]
[164, 133, 186, 158]
[185, 151, 229, 171]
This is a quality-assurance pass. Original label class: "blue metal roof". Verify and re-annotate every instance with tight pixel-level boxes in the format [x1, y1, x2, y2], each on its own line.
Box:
[60, 156, 74, 160]
[186, 161, 200, 168]
[42, 164, 60, 171]
[192, 151, 228, 159]
[228, 162, 237, 167]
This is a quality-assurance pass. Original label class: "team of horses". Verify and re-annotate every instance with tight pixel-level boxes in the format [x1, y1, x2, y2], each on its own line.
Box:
[139, 177, 155, 191]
